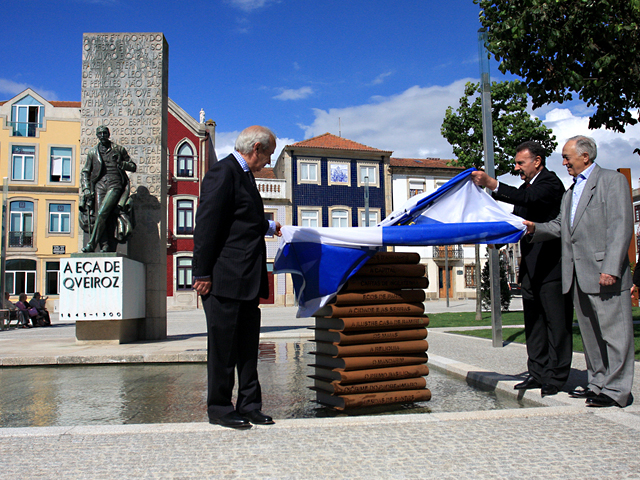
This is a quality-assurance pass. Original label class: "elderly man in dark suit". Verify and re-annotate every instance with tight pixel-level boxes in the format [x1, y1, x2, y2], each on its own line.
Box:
[192, 126, 282, 429]
[472, 141, 572, 397]
[524, 136, 634, 408]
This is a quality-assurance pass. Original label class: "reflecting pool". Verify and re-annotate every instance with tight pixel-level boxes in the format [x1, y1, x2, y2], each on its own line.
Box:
[0, 340, 535, 427]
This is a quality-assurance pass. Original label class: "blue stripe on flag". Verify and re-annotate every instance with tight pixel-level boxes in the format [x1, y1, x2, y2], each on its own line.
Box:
[381, 222, 523, 246]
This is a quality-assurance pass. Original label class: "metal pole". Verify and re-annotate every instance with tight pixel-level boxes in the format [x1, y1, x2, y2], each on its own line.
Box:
[478, 28, 503, 347]
[445, 246, 450, 308]
[364, 176, 370, 227]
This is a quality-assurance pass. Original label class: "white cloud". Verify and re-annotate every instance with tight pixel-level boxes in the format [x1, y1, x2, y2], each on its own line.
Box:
[301, 79, 475, 159]
[539, 107, 640, 188]
[0, 78, 58, 101]
[273, 86, 314, 101]
[226, 0, 277, 12]
[369, 71, 393, 86]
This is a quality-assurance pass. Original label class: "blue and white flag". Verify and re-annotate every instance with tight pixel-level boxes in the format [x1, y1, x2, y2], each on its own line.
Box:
[274, 168, 525, 317]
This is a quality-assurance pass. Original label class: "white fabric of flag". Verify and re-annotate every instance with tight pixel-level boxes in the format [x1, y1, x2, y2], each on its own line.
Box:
[274, 168, 526, 317]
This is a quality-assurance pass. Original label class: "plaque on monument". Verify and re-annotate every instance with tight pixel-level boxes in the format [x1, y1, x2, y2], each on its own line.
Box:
[60, 254, 145, 344]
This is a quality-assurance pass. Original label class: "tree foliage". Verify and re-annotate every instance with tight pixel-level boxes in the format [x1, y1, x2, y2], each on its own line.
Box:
[477, 0, 640, 132]
[441, 80, 557, 176]
[481, 253, 511, 312]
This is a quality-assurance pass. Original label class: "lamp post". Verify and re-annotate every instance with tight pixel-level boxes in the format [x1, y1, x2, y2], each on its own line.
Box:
[479, 28, 503, 347]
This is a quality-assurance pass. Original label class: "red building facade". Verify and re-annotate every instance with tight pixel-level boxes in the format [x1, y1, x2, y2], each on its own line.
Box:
[166, 99, 215, 310]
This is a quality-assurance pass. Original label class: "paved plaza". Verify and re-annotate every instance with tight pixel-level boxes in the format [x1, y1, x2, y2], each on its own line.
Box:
[1, 300, 639, 479]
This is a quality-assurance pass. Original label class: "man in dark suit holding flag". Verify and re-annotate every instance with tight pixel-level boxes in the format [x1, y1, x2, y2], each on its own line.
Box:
[192, 125, 281, 429]
[472, 141, 572, 397]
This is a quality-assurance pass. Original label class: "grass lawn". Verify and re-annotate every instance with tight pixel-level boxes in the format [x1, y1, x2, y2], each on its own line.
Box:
[435, 315, 640, 361]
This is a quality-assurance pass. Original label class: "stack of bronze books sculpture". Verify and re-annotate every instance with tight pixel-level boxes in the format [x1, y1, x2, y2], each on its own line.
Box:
[309, 251, 431, 410]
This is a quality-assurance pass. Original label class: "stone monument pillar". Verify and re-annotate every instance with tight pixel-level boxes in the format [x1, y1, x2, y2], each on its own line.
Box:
[80, 33, 168, 340]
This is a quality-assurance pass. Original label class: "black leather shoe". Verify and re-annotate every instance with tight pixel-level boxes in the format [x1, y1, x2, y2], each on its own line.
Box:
[586, 393, 619, 408]
[242, 410, 275, 425]
[209, 411, 252, 429]
[541, 384, 559, 397]
[568, 386, 598, 399]
[514, 376, 541, 390]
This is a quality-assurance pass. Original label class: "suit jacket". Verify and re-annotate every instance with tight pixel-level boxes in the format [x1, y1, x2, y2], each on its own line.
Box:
[492, 167, 565, 285]
[81, 143, 136, 209]
[533, 164, 632, 294]
[192, 155, 270, 301]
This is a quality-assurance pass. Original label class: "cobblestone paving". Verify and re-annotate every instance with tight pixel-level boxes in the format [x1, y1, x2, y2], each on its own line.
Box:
[2, 408, 640, 479]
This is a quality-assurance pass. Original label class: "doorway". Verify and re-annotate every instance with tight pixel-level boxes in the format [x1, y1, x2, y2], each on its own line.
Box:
[438, 266, 453, 298]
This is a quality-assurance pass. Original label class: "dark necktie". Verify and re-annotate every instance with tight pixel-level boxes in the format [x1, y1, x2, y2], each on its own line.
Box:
[246, 170, 257, 188]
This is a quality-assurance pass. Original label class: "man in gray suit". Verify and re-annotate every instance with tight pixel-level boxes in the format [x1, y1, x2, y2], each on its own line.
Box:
[523, 136, 634, 408]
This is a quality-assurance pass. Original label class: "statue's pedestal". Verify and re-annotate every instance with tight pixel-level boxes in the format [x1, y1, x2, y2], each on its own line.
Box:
[59, 253, 146, 344]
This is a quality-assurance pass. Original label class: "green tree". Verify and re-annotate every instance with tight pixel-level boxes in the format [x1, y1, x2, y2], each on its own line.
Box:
[476, 0, 640, 132]
[480, 253, 511, 312]
[441, 80, 557, 176]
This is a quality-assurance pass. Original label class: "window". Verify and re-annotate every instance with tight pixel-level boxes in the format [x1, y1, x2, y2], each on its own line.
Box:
[12, 145, 35, 181]
[409, 179, 425, 198]
[50, 147, 72, 182]
[177, 143, 194, 177]
[300, 162, 317, 181]
[49, 203, 71, 233]
[331, 209, 349, 227]
[301, 210, 319, 227]
[465, 265, 476, 288]
[5, 259, 36, 295]
[358, 163, 379, 186]
[360, 210, 379, 227]
[297, 158, 321, 184]
[176, 257, 192, 290]
[177, 200, 194, 234]
[9, 201, 34, 247]
[46, 262, 60, 295]
[11, 96, 43, 137]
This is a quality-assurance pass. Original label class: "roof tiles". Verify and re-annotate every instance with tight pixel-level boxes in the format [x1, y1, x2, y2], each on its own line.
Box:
[288, 133, 392, 154]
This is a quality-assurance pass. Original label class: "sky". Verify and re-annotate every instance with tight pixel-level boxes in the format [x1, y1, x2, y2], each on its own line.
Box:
[2, 0, 640, 189]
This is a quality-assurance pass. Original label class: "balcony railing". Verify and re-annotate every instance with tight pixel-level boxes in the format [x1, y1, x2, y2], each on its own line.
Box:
[9, 231, 33, 247]
[256, 178, 286, 199]
[8, 121, 42, 137]
[432, 245, 464, 259]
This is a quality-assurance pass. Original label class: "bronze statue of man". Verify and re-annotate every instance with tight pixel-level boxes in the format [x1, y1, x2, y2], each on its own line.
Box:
[80, 126, 137, 252]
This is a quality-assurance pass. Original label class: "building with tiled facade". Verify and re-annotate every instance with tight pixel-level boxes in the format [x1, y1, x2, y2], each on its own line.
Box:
[0, 89, 81, 311]
[275, 133, 392, 229]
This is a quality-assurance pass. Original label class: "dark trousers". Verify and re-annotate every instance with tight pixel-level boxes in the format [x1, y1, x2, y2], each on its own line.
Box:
[521, 276, 573, 387]
[203, 293, 262, 419]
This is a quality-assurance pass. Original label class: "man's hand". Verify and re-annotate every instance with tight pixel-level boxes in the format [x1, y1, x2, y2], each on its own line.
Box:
[470, 170, 498, 191]
[599, 273, 618, 286]
[274, 221, 283, 237]
[193, 278, 212, 296]
[522, 220, 536, 234]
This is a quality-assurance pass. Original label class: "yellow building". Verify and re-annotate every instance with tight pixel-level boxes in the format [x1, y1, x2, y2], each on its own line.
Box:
[0, 89, 81, 311]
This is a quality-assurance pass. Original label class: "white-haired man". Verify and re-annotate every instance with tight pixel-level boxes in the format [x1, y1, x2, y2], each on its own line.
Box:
[193, 126, 282, 428]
